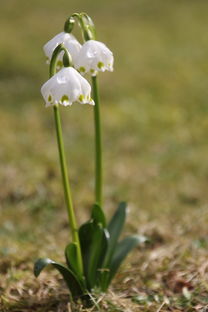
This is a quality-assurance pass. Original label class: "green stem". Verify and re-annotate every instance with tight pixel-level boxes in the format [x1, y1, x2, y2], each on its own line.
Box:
[53, 106, 83, 274]
[92, 76, 102, 207]
[50, 44, 83, 275]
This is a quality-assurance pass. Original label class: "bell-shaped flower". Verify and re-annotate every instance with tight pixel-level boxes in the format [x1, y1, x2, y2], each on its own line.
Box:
[75, 40, 114, 76]
[41, 67, 94, 107]
[43, 32, 82, 67]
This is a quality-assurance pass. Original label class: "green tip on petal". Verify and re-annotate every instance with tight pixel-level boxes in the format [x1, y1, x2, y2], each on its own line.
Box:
[57, 60, 63, 69]
[79, 94, 84, 102]
[61, 95, 69, 103]
[79, 67, 86, 73]
[97, 62, 104, 69]
[48, 95, 52, 102]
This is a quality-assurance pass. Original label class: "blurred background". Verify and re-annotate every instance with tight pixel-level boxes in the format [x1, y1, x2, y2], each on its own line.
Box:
[1, 0, 208, 309]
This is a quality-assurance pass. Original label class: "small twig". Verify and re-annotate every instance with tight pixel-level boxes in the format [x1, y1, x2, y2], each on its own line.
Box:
[187, 272, 198, 283]
[156, 301, 166, 312]
[86, 291, 101, 312]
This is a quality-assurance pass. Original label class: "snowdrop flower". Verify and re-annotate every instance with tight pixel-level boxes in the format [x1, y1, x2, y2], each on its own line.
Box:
[41, 67, 94, 107]
[43, 32, 81, 67]
[75, 40, 114, 76]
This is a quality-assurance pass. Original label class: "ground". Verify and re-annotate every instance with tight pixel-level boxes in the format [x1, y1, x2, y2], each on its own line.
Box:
[0, 0, 208, 311]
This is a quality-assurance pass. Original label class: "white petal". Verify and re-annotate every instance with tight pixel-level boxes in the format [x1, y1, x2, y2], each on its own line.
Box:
[75, 40, 114, 76]
[41, 67, 93, 107]
[43, 32, 82, 65]
[64, 39, 82, 64]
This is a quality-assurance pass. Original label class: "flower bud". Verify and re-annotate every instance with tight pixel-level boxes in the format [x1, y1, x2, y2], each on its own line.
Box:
[64, 16, 75, 33]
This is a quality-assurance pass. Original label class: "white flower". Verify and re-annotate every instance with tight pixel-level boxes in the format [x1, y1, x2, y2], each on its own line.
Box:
[41, 67, 94, 107]
[75, 40, 114, 76]
[43, 32, 82, 67]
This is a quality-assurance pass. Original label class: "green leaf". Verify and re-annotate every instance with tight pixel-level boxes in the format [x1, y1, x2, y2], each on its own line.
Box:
[108, 235, 145, 285]
[79, 221, 109, 289]
[104, 202, 127, 267]
[34, 258, 84, 298]
[65, 243, 84, 284]
[91, 203, 106, 227]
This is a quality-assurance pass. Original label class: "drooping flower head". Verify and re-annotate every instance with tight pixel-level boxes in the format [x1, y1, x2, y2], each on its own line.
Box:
[43, 32, 81, 67]
[75, 40, 114, 76]
[41, 67, 94, 107]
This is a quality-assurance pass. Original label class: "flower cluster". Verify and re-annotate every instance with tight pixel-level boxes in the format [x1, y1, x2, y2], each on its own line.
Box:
[41, 28, 114, 108]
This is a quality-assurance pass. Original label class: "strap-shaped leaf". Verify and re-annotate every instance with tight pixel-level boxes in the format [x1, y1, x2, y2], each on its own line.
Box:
[34, 258, 84, 298]
[103, 202, 127, 267]
[91, 203, 106, 227]
[108, 235, 145, 286]
[65, 243, 84, 284]
[79, 221, 109, 289]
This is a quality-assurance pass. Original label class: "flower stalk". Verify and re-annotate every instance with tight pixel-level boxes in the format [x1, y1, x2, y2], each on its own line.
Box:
[75, 14, 103, 207]
[75, 14, 113, 208]
[92, 76, 103, 207]
[50, 45, 83, 275]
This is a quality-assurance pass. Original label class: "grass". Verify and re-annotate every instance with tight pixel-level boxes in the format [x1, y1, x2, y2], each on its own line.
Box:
[1, 0, 208, 311]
